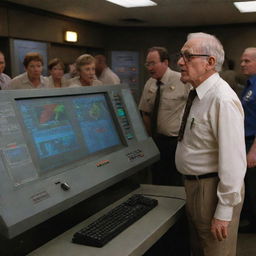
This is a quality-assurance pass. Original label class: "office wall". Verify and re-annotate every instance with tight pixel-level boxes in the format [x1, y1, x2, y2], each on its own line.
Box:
[105, 24, 256, 78]
[0, 4, 106, 72]
[1, 4, 256, 86]
[0, 7, 8, 36]
[6, 8, 106, 48]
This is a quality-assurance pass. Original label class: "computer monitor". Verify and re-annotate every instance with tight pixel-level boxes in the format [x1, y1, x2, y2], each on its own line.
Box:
[16, 93, 122, 172]
[0, 85, 159, 238]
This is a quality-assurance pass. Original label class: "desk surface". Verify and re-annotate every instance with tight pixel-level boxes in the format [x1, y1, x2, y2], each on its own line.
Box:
[29, 184, 186, 256]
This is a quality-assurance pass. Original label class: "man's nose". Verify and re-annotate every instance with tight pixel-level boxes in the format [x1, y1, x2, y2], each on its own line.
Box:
[177, 57, 184, 66]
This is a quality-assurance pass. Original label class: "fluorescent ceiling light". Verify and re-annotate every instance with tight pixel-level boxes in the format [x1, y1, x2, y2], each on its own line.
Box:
[105, 0, 157, 8]
[234, 1, 256, 13]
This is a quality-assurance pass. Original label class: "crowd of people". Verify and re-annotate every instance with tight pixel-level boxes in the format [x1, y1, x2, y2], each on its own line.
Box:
[0, 52, 120, 90]
[1, 32, 256, 256]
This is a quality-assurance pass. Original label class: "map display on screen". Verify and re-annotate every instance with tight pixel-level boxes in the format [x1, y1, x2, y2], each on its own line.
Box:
[16, 93, 122, 172]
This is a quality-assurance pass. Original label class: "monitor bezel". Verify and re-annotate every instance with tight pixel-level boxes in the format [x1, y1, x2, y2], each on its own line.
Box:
[12, 88, 128, 179]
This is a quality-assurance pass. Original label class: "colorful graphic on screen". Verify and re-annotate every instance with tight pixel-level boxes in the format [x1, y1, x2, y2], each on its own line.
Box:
[16, 93, 122, 172]
[19, 102, 79, 159]
[73, 94, 121, 153]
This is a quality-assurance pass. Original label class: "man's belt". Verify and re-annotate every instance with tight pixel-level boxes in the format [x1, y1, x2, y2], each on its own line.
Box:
[184, 172, 218, 180]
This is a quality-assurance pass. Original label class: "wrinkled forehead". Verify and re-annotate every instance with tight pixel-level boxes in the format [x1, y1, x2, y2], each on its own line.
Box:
[182, 38, 203, 53]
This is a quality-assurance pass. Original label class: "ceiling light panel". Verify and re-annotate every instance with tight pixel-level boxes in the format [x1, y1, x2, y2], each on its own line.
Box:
[105, 0, 157, 8]
[234, 1, 256, 13]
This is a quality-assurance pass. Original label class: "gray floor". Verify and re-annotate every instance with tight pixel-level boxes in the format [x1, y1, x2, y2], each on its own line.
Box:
[237, 234, 256, 256]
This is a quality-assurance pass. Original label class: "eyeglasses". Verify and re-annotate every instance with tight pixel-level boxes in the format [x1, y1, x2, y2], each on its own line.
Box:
[178, 52, 210, 62]
[144, 61, 161, 68]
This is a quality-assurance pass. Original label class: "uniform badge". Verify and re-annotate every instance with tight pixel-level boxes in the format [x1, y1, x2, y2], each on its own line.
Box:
[245, 90, 253, 101]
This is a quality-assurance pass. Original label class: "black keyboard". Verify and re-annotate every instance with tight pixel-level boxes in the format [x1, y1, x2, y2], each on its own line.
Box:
[72, 194, 158, 247]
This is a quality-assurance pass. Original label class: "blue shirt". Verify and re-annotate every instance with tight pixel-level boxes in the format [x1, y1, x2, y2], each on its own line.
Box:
[241, 75, 256, 137]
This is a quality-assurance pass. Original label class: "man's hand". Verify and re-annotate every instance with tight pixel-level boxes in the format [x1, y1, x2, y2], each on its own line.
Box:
[247, 149, 256, 168]
[247, 140, 256, 168]
[211, 218, 230, 241]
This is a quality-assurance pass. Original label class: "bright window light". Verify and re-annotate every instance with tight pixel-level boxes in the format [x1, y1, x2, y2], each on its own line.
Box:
[234, 1, 256, 13]
[65, 31, 78, 42]
[105, 0, 157, 8]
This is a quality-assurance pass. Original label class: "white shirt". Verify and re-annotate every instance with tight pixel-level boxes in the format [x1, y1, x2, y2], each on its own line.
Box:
[47, 76, 68, 88]
[175, 73, 246, 221]
[0, 73, 11, 89]
[98, 67, 120, 85]
[6, 72, 51, 89]
[67, 76, 103, 87]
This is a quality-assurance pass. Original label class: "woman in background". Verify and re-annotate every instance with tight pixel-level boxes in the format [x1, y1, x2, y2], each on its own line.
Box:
[68, 54, 102, 87]
[48, 58, 68, 88]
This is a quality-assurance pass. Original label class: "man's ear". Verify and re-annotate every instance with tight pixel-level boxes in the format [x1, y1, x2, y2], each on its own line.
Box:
[163, 59, 169, 66]
[207, 56, 216, 69]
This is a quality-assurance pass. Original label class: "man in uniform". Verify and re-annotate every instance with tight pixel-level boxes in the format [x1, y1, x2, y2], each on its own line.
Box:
[240, 47, 256, 232]
[139, 46, 190, 185]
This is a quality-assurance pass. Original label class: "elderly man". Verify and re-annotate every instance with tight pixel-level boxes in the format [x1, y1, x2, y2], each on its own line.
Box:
[175, 33, 246, 256]
[139, 46, 190, 186]
[240, 47, 256, 232]
[0, 51, 11, 89]
[95, 55, 120, 85]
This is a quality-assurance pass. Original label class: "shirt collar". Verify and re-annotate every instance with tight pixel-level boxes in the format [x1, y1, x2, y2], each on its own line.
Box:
[22, 72, 43, 86]
[195, 72, 219, 100]
[159, 67, 171, 85]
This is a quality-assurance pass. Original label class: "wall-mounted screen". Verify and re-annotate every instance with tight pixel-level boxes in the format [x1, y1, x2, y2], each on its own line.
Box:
[16, 93, 122, 172]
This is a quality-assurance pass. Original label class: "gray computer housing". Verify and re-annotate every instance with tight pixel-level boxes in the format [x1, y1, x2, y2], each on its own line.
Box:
[0, 84, 159, 238]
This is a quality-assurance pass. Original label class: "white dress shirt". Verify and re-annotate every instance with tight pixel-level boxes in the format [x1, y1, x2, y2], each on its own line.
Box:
[175, 73, 246, 221]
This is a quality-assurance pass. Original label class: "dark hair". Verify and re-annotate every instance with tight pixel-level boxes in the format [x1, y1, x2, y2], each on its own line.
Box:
[23, 52, 44, 67]
[147, 47, 170, 62]
[48, 58, 65, 70]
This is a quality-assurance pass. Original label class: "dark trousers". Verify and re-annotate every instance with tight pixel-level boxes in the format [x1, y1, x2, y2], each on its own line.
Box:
[241, 137, 256, 226]
[151, 134, 183, 186]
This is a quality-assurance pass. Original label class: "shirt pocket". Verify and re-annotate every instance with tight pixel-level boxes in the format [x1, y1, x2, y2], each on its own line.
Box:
[145, 87, 157, 107]
[161, 89, 180, 109]
[185, 116, 214, 149]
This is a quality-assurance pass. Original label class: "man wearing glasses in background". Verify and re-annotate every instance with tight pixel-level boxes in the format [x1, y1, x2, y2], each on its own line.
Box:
[139, 46, 190, 186]
[175, 32, 246, 256]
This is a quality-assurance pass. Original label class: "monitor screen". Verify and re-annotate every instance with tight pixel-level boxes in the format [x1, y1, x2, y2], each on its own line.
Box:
[16, 93, 122, 172]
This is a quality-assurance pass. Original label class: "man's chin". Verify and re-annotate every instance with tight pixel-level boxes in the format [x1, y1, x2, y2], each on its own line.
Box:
[180, 76, 188, 84]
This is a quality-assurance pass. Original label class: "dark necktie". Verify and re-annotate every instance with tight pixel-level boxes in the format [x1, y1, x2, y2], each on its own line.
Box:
[151, 80, 162, 136]
[178, 89, 197, 141]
